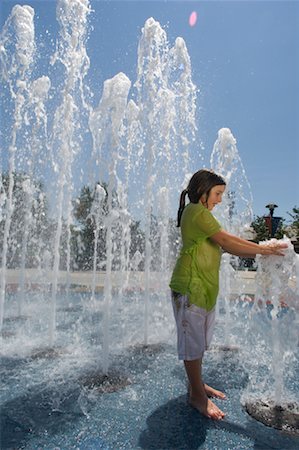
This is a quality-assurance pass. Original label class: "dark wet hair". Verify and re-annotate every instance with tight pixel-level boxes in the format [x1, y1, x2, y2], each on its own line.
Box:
[177, 169, 226, 227]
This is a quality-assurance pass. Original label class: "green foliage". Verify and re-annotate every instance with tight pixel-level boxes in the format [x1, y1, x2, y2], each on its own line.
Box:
[0, 174, 177, 272]
[0, 172, 53, 268]
[287, 206, 299, 240]
[251, 215, 285, 242]
[130, 220, 145, 263]
[71, 184, 107, 270]
[251, 216, 270, 242]
[70, 183, 147, 271]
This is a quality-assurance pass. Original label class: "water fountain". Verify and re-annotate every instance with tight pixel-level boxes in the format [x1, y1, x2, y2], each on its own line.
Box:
[210, 127, 254, 350]
[210, 129, 299, 433]
[0, 2, 196, 350]
[244, 237, 299, 434]
[0, 1, 298, 448]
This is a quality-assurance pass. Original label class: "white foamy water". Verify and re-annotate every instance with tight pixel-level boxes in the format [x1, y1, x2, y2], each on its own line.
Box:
[211, 127, 253, 236]
[0, 5, 35, 330]
[1, 5, 198, 365]
[243, 237, 299, 406]
[211, 127, 254, 347]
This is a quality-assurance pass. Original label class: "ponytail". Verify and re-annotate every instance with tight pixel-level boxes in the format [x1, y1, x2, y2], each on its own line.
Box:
[177, 189, 188, 227]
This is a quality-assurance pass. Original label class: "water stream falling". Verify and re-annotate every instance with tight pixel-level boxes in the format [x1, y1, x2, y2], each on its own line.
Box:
[89, 183, 106, 303]
[48, 0, 91, 344]
[134, 19, 197, 344]
[0, 5, 35, 330]
[244, 237, 299, 432]
[89, 71, 131, 373]
[0, 4, 196, 368]
[210, 127, 254, 348]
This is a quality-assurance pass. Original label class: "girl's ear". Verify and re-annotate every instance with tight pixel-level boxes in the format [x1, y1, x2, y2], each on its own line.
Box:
[200, 193, 207, 204]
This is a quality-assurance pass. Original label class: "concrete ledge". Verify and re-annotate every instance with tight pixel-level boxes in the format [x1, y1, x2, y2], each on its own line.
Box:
[1, 268, 257, 294]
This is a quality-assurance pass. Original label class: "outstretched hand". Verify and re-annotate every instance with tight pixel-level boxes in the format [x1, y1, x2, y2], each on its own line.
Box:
[259, 242, 288, 256]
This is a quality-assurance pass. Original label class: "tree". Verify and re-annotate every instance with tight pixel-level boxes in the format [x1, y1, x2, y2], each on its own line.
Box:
[287, 206, 299, 240]
[129, 219, 145, 267]
[251, 215, 285, 243]
[71, 183, 146, 271]
[71, 184, 107, 270]
[0, 172, 52, 268]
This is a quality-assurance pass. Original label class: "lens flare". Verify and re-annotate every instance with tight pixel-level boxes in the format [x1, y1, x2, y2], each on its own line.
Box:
[189, 11, 197, 27]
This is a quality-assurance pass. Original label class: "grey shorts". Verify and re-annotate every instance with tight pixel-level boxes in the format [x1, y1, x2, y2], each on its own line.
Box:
[171, 291, 216, 360]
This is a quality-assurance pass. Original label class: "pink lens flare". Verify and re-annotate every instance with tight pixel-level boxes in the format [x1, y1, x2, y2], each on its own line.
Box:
[189, 11, 197, 27]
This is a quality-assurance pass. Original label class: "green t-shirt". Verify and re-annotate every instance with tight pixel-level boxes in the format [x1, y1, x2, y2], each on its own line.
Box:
[169, 202, 222, 311]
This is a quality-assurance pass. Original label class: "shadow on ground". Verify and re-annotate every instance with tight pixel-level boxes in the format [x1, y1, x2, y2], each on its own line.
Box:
[215, 417, 299, 450]
[140, 347, 299, 450]
[138, 394, 208, 449]
[138, 396, 299, 450]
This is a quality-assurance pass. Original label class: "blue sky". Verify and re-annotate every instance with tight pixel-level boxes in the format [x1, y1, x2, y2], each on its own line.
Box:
[1, 0, 298, 221]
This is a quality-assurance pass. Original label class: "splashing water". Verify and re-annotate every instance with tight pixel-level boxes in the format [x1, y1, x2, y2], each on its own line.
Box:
[243, 237, 299, 433]
[89, 184, 106, 304]
[0, 5, 197, 371]
[0, 5, 35, 331]
[211, 127, 254, 348]
[211, 127, 253, 235]
[255, 237, 298, 404]
[134, 18, 197, 344]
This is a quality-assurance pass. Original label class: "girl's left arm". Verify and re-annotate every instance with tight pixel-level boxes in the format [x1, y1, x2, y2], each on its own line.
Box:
[210, 229, 287, 257]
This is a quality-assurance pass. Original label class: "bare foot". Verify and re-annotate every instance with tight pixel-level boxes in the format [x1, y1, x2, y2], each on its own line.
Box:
[187, 383, 226, 400]
[204, 383, 226, 399]
[189, 395, 225, 420]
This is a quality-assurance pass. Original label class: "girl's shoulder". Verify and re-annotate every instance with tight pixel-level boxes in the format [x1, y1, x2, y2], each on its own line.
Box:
[183, 203, 216, 225]
[184, 203, 220, 234]
[185, 202, 210, 217]
[185, 202, 203, 212]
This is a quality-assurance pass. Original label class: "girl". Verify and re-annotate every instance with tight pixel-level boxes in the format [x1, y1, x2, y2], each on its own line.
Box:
[169, 169, 287, 420]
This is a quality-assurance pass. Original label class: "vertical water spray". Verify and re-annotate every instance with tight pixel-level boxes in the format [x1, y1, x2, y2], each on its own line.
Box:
[89, 72, 131, 373]
[210, 127, 253, 347]
[122, 99, 143, 295]
[135, 18, 197, 343]
[157, 187, 170, 296]
[169, 37, 197, 173]
[89, 184, 106, 304]
[114, 102, 138, 304]
[18, 178, 35, 315]
[49, 0, 91, 344]
[0, 5, 35, 330]
[135, 18, 169, 344]
[210, 128, 253, 235]
[18, 76, 50, 314]
[256, 238, 297, 403]
[1, 6, 197, 365]
[245, 237, 299, 433]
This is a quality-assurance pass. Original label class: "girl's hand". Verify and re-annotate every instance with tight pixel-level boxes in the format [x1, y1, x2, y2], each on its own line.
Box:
[259, 242, 288, 256]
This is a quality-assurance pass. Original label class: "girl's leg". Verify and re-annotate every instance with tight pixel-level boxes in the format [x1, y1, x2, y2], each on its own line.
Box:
[184, 358, 225, 420]
[171, 293, 225, 419]
[200, 306, 226, 399]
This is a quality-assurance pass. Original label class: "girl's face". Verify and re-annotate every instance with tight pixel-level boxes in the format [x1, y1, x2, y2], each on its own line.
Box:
[200, 184, 226, 211]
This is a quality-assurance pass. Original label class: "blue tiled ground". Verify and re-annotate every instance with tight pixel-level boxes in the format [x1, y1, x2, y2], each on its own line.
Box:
[1, 343, 298, 449]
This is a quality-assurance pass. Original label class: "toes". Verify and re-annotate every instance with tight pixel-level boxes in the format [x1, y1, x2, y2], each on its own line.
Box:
[216, 392, 226, 400]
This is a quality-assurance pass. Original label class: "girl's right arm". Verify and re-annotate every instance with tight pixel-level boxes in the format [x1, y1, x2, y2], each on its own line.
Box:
[210, 229, 287, 257]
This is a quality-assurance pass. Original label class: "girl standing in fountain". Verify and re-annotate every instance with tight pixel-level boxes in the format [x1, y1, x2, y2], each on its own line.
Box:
[169, 169, 287, 420]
